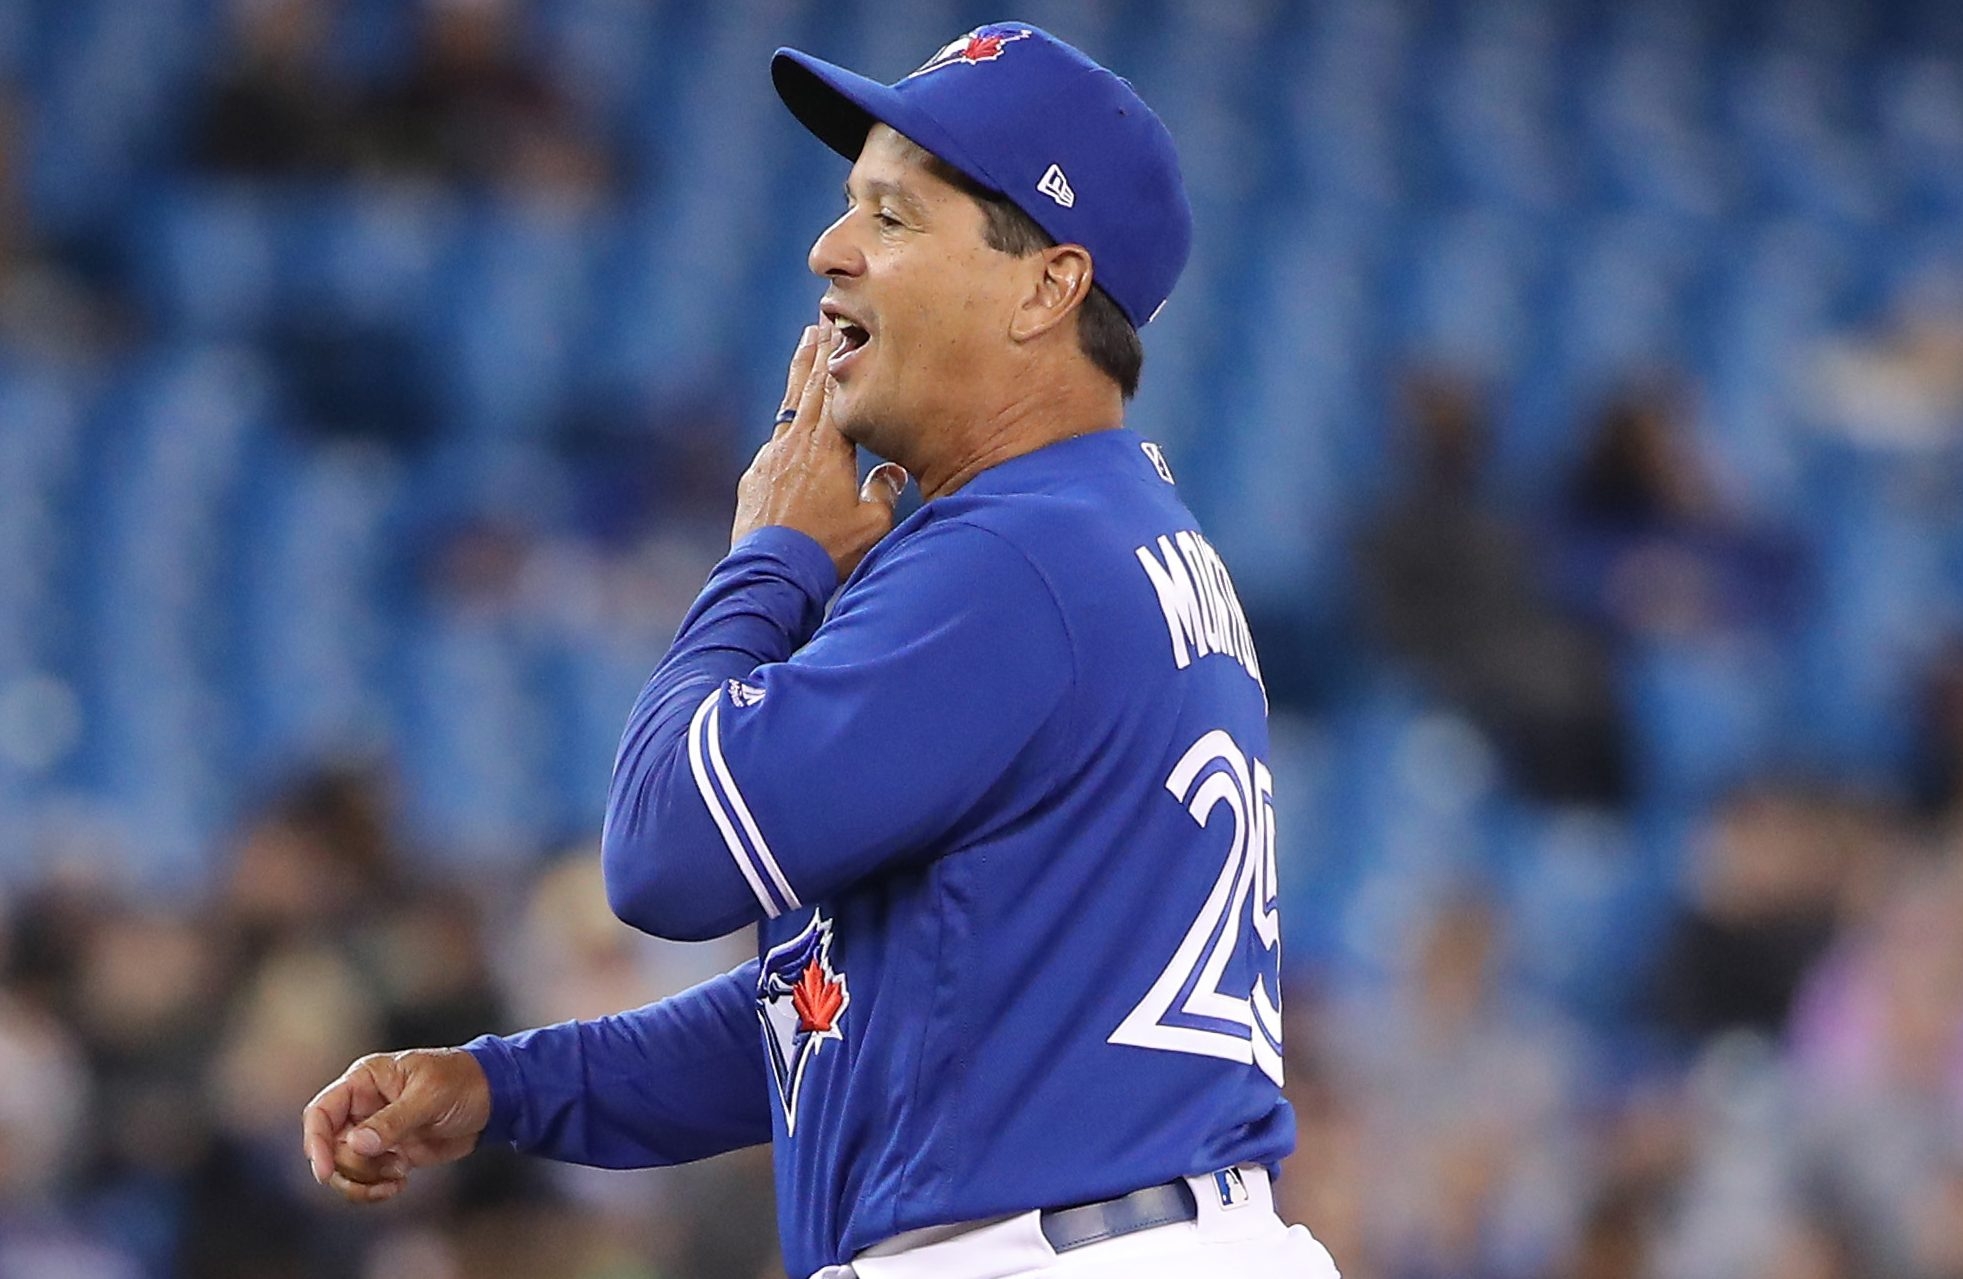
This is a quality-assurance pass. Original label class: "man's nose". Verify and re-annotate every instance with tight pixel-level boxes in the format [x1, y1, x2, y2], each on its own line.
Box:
[808, 214, 863, 280]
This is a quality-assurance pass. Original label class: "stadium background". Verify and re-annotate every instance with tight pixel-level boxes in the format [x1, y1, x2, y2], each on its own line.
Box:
[0, 0, 1960, 1275]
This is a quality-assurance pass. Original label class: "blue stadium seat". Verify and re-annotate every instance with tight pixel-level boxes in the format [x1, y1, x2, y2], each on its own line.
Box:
[397, 613, 560, 863]
[430, 202, 600, 439]
[235, 440, 401, 770]
[132, 182, 284, 337]
[1623, 635, 1789, 804]
[1491, 801, 1673, 1021]
[0, 0, 1949, 909]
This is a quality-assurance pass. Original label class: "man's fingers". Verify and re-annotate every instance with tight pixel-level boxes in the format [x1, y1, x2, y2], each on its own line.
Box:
[780, 324, 819, 406]
[335, 1137, 407, 1186]
[319, 1059, 391, 1125]
[349, 1097, 416, 1158]
[790, 321, 839, 430]
[859, 462, 909, 510]
[777, 324, 822, 425]
[303, 1100, 338, 1185]
[303, 1067, 374, 1184]
[328, 1169, 405, 1204]
[304, 1074, 356, 1134]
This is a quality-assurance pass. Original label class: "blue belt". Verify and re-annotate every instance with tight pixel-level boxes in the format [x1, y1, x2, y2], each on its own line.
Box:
[1038, 1178, 1200, 1253]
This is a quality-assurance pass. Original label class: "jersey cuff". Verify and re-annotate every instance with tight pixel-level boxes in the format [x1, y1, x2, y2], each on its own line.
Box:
[460, 1034, 525, 1149]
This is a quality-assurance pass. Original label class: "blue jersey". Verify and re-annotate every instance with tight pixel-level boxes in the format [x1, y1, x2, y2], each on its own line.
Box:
[465, 427, 1292, 1279]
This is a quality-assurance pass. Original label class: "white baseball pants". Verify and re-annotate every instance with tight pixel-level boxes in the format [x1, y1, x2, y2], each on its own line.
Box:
[808, 1167, 1341, 1279]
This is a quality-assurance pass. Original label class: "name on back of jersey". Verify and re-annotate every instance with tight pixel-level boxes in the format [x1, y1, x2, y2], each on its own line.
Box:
[1134, 529, 1265, 699]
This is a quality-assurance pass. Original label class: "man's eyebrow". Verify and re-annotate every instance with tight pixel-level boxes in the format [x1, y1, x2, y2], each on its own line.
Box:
[843, 177, 929, 219]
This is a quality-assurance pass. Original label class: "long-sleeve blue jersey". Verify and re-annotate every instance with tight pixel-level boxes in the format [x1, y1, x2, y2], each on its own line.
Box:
[464, 427, 1293, 1278]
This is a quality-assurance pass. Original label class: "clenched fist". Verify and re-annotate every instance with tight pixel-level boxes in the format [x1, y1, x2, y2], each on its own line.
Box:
[301, 1047, 492, 1204]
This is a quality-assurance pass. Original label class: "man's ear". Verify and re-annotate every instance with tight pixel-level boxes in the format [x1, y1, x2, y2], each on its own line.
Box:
[1008, 245, 1094, 343]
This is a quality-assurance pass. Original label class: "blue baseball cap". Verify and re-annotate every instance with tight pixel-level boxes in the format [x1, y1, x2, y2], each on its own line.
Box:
[771, 22, 1192, 329]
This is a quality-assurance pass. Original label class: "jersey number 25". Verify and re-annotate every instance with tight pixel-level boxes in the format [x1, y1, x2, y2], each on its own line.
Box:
[1108, 728, 1284, 1086]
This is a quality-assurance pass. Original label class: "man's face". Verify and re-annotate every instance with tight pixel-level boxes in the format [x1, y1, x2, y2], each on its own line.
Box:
[808, 124, 1023, 461]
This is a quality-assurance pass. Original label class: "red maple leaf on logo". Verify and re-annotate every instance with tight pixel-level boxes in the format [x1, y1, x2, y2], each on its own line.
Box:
[960, 33, 1006, 62]
[792, 959, 844, 1034]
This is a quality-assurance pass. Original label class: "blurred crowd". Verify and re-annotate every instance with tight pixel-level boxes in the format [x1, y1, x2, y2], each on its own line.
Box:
[0, 0, 1960, 1277]
[0, 766, 774, 1279]
[5, 759, 1962, 1278]
[1282, 787, 1963, 1279]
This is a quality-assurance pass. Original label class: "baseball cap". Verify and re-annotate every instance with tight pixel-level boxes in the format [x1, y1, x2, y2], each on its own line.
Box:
[771, 22, 1192, 329]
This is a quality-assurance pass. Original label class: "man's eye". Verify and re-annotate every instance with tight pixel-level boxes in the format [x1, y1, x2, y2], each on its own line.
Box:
[875, 210, 902, 228]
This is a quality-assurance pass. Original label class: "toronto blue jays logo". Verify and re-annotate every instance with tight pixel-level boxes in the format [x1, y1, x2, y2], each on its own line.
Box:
[756, 910, 850, 1135]
[904, 26, 1034, 80]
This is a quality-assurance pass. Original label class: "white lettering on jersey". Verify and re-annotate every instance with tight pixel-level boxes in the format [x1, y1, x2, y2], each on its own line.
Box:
[1133, 531, 1265, 699]
[1108, 728, 1284, 1086]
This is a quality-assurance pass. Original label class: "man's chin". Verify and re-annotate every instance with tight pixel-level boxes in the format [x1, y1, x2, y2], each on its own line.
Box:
[830, 390, 913, 462]
[829, 397, 876, 449]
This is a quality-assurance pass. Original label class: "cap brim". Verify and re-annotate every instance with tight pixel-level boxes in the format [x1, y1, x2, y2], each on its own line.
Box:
[771, 51, 885, 161]
[771, 49, 1006, 194]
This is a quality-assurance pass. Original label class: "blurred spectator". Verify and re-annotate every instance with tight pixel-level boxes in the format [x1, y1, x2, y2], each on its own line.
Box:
[191, 0, 350, 178]
[1809, 270, 1963, 451]
[1648, 784, 1863, 1045]
[506, 849, 740, 1026]
[222, 763, 404, 952]
[1912, 637, 1963, 826]
[351, 0, 610, 200]
[1316, 895, 1588, 1279]
[184, 941, 376, 1279]
[1550, 1082, 1704, 1279]
[1555, 1183, 1651, 1279]
[0, 89, 121, 356]
[0, 985, 90, 1203]
[1554, 385, 1803, 642]
[1275, 1026, 1373, 1279]
[1359, 370, 1630, 806]
[1788, 854, 1963, 1279]
[499, 851, 773, 1278]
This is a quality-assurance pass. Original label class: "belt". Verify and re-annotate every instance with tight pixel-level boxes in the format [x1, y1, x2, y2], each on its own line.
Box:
[1038, 1178, 1200, 1253]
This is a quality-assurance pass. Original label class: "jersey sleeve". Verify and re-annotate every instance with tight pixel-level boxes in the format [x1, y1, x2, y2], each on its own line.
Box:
[463, 961, 770, 1168]
[601, 517, 1075, 940]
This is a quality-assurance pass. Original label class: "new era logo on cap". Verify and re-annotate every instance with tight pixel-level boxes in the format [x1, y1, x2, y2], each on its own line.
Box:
[1036, 164, 1075, 208]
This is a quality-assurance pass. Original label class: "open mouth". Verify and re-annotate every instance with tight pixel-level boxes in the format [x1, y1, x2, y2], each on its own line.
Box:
[828, 320, 871, 375]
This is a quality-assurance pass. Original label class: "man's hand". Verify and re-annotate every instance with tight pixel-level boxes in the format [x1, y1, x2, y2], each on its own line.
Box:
[733, 319, 909, 583]
[301, 1047, 492, 1204]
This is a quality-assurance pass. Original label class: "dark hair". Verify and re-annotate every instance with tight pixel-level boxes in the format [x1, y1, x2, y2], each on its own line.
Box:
[926, 156, 1144, 399]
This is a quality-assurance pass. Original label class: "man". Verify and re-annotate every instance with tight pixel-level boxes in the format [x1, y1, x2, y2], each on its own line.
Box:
[303, 23, 1339, 1279]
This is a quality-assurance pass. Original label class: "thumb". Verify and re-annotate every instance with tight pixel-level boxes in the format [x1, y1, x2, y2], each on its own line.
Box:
[859, 463, 909, 511]
[349, 1099, 416, 1158]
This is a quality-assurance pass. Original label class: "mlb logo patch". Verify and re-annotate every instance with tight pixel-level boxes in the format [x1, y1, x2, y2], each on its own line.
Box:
[1214, 1167, 1251, 1210]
